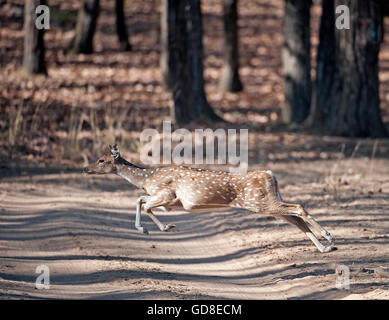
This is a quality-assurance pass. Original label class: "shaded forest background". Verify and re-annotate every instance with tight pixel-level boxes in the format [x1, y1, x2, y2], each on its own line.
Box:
[2, 1, 389, 300]
[1, 0, 389, 169]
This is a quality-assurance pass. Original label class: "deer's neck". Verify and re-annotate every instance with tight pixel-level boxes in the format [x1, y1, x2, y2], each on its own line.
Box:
[115, 157, 151, 189]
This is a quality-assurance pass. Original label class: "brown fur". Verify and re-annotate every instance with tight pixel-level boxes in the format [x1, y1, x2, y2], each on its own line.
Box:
[84, 145, 336, 253]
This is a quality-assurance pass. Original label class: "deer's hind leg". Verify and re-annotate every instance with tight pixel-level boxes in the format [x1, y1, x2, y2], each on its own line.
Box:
[275, 203, 336, 253]
[280, 203, 335, 246]
[280, 215, 335, 253]
[267, 171, 335, 252]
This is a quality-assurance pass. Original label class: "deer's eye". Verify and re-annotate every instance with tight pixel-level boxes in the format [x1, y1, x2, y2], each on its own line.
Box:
[99, 159, 105, 163]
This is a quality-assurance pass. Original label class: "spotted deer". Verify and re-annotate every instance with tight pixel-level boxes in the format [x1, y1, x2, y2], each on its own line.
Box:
[83, 144, 336, 253]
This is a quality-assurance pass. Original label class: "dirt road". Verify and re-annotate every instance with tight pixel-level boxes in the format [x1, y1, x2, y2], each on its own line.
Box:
[1, 158, 389, 299]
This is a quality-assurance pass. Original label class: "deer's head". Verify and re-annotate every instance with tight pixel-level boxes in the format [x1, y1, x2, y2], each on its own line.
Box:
[83, 144, 120, 174]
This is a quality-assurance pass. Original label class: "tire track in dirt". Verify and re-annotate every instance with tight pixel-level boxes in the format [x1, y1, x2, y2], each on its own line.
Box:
[1, 167, 389, 299]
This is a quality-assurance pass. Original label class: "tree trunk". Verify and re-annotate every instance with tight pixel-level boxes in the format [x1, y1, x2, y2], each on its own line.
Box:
[384, 1, 389, 16]
[167, 0, 190, 124]
[70, 0, 100, 54]
[306, 0, 336, 128]
[167, 0, 222, 126]
[186, 0, 220, 121]
[282, 0, 311, 124]
[23, 0, 47, 75]
[115, 0, 131, 51]
[160, 0, 170, 89]
[329, 0, 387, 137]
[218, 0, 242, 92]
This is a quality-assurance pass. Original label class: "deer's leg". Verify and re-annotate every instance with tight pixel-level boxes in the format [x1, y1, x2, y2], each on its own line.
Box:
[279, 202, 336, 251]
[267, 172, 335, 252]
[280, 215, 334, 253]
[135, 196, 150, 234]
[143, 194, 177, 232]
[146, 210, 175, 232]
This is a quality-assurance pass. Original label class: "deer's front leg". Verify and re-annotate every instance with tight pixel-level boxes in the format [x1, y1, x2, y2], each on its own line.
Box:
[146, 210, 176, 232]
[135, 196, 150, 234]
[145, 193, 176, 231]
[143, 194, 177, 232]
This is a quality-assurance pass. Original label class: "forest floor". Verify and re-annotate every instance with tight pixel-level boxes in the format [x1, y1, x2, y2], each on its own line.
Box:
[1, 154, 389, 299]
[1, 0, 389, 299]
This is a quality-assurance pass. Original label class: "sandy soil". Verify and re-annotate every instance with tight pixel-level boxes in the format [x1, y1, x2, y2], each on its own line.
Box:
[1, 157, 389, 300]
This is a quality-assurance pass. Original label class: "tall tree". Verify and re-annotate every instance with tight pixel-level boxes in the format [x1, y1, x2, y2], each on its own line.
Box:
[167, 0, 222, 125]
[306, 0, 336, 127]
[331, 0, 387, 137]
[310, 0, 387, 137]
[160, 0, 170, 88]
[218, 0, 242, 92]
[69, 0, 100, 54]
[282, 0, 312, 124]
[23, 0, 47, 75]
[115, 0, 131, 51]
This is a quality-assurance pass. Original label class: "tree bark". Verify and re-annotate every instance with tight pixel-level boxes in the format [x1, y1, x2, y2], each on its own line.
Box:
[167, 0, 190, 124]
[70, 0, 100, 54]
[160, 0, 170, 89]
[218, 0, 242, 92]
[311, 0, 387, 137]
[23, 0, 47, 75]
[306, 0, 336, 128]
[329, 0, 387, 137]
[115, 0, 131, 51]
[282, 0, 311, 124]
[167, 0, 222, 126]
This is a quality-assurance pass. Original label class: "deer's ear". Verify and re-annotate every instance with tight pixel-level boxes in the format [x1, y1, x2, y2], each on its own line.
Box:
[110, 144, 119, 152]
[110, 144, 120, 159]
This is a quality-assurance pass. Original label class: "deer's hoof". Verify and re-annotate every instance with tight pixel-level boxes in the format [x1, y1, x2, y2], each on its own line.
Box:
[162, 224, 176, 232]
[136, 226, 149, 234]
[323, 245, 337, 253]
